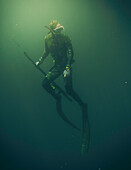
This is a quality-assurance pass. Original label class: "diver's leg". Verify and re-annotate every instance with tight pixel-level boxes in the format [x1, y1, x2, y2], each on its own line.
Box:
[64, 69, 84, 107]
[42, 67, 62, 100]
[64, 69, 90, 153]
[42, 78, 59, 100]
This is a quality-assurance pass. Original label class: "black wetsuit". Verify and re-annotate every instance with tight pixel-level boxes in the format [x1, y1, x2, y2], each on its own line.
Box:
[38, 31, 89, 154]
[39, 32, 84, 106]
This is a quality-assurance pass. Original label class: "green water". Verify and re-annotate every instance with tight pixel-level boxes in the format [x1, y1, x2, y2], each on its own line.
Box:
[0, 0, 131, 169]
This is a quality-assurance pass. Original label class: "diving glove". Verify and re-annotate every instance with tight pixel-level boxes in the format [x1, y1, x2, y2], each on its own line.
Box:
[63, 66, 70, 77]
[35, 61, 40, 66]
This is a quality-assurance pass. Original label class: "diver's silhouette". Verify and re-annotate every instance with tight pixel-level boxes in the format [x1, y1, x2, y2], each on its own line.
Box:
[34, 20, 90, 154]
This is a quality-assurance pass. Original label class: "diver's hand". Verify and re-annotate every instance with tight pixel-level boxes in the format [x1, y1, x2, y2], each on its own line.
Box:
[63, 66, 70, 77]
[35, 61, 40, 67]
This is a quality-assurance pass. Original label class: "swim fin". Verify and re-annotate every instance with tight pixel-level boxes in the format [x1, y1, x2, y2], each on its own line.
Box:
[56, 95, 81, 131]
[81, 103, 90, 154]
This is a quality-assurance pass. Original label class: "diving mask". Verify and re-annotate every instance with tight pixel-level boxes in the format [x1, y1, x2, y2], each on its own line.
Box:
[53, 25, 64, 32]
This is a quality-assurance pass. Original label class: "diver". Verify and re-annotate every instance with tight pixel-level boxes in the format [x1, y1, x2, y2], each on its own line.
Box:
[35, 20, 90, 154]
[35, 20, 84, 107]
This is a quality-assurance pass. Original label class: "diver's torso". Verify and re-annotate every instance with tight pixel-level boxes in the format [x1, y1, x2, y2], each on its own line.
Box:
[46, 33, 69, 65]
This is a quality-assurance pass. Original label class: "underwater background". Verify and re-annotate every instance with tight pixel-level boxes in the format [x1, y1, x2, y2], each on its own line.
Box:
[0, 0, 131, 169]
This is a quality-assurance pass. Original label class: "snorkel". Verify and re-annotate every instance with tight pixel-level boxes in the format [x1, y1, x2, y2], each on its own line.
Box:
[45, 20, 64, 35]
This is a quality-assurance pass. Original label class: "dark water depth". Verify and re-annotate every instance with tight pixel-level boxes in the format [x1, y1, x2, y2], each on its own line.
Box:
[0, 0, 131, 169]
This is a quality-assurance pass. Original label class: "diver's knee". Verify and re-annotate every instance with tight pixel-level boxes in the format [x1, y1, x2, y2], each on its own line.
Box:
[42, 78, 50, 88]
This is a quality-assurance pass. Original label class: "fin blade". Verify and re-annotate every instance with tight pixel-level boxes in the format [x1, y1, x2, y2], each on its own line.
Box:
[56, 99, 81, 131]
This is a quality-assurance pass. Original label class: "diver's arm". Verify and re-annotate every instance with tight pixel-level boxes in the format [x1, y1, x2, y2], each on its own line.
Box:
[66, 37, 74, 68]
[36, 38, 49, 66]
[63, 36, 74, 77]
[65, 35, 74, 68]
[66, 48, 73, 68]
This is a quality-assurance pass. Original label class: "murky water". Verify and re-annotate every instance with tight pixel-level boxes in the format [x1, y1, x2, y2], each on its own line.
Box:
[0, 0, 131, 169]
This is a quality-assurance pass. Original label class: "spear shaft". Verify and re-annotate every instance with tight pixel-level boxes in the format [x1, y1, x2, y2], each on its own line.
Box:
[23, 51, 72, 102]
